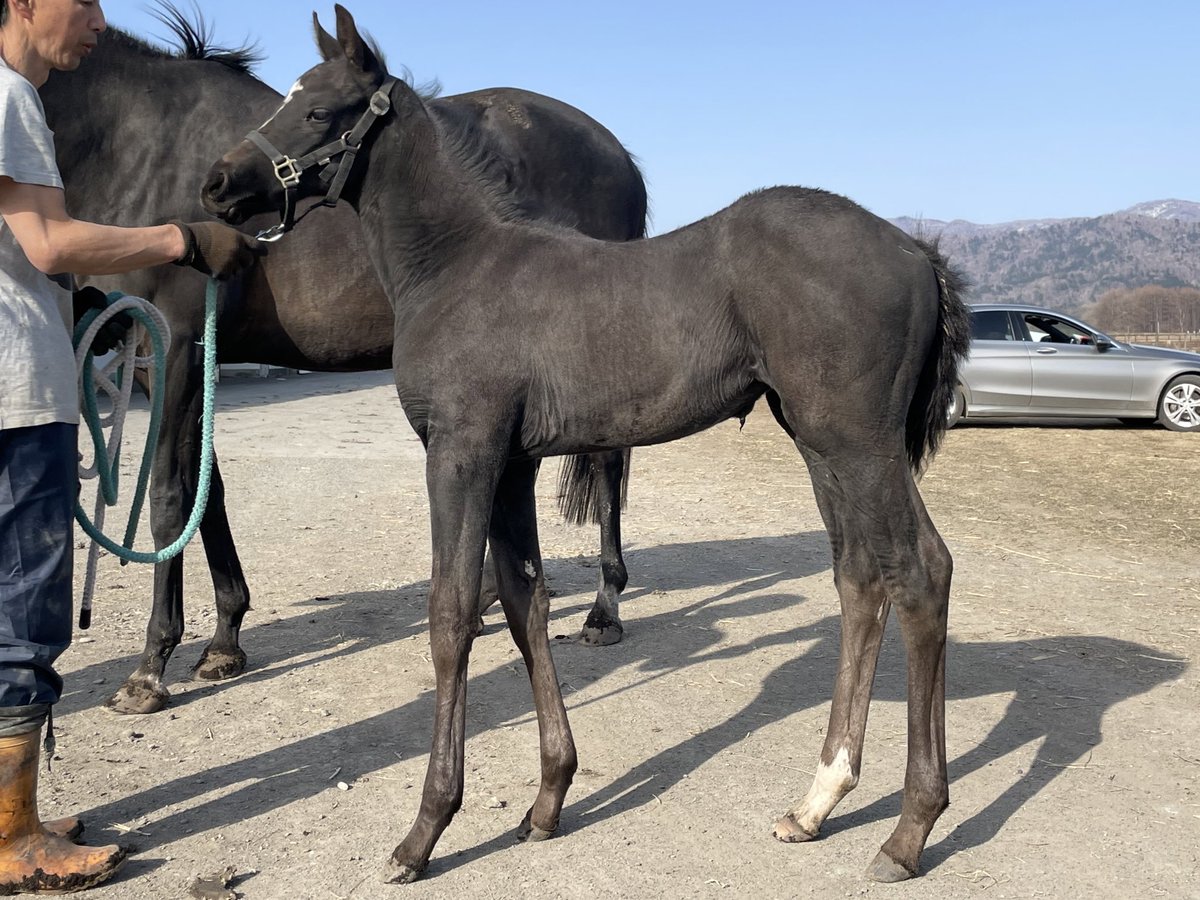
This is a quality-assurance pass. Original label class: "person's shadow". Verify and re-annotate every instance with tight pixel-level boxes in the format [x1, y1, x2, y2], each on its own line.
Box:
[58, 530, 1186, 882]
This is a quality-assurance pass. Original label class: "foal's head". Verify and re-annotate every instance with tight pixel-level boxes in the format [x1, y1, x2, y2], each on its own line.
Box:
[202, 5, 399, 226]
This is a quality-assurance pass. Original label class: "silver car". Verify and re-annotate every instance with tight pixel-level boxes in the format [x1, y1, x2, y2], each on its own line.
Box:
[951, 304, 1200, 432]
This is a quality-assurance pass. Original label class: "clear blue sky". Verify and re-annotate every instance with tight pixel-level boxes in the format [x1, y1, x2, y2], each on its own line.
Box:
[96, 0, 1197, 234]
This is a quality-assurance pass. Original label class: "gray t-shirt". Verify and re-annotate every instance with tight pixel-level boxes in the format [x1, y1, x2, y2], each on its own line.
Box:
[0, 58, 76, 428]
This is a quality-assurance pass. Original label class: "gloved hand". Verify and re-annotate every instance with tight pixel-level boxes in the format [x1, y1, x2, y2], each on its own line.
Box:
[170, 220, 262, 280]
[73, 286, 134, 356]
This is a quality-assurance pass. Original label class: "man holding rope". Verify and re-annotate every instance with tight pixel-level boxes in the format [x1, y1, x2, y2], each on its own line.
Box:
[0, 0, 259, 892]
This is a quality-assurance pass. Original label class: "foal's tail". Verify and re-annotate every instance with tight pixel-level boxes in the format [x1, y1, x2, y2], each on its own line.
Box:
[557, 450, 632, 526]
[906, 238, 972, 473]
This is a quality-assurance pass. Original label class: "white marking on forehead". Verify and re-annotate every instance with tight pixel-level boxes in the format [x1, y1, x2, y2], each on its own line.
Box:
[258, 79, 305, 130]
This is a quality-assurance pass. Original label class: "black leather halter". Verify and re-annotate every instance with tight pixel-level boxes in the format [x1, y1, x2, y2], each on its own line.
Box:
[245, 76, 398, 242]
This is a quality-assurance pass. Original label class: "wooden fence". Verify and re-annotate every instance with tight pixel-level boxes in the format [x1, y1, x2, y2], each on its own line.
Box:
[1111, 332, 1200, 352]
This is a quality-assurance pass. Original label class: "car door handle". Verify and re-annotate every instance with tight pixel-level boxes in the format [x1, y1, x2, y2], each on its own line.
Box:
[1035, 347, 1057, 354]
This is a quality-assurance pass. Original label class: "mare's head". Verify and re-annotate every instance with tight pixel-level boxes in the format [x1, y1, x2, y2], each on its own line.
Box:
[202, 5, 397, 227]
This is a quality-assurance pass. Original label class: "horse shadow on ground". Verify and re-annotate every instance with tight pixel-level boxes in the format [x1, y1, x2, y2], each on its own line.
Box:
[57, 531, 829, 717]
[60, 529, 1186, 883]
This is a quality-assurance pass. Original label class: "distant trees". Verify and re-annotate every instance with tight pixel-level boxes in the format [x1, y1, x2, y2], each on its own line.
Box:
[1089, 286, 1200, 333]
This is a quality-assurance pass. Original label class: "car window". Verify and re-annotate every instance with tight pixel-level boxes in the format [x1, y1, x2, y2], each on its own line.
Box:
[970, 310, 1015, 341]
[1021, 314, 1094, 345]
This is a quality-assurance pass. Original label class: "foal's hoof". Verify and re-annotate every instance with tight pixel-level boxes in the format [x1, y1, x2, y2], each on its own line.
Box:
[382, 856, 424, 884]
[192, 647, 247, 682]
[105, 679, 169, 715]
[865, 850, 916, 883]
[772, 813, 818, 843]
[580, 609, 623, 646]
[517, 808, 557, 843]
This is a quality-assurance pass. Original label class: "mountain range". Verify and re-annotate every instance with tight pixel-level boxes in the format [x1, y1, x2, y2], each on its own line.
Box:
[890, 199, 1200, 311]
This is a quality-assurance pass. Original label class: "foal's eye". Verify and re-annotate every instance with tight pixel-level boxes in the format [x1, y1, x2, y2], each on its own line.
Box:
[307, 108, 332, 124]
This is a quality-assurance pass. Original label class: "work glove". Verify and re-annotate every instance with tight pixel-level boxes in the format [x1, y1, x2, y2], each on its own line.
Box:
[73, 286, 134, 356]
[170, 220, 262, 280]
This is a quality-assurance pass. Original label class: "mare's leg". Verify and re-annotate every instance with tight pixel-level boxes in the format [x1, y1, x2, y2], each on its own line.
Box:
[579, 450, 629, 646]
[478, 449, 631, 647]
[106, 337, 202, 715]
[488, 460, 577, 837]
[385, 434, 504, 884]
[191, 456, 251, 681]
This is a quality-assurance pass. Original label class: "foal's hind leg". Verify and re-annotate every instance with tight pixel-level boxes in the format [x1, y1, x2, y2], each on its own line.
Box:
[765, 395, 950, 879]
[773, 451, 892, 843]
[488, 459, 577, 836]
[805, 449, 950, 880]
[579, 450, 629, 645]
[867, 480, 950, 883]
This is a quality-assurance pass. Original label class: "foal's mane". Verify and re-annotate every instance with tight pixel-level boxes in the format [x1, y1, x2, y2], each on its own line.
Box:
[106, 0, 264, 74]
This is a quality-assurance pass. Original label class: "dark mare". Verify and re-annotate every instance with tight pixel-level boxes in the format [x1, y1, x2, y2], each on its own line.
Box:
[41, 4, 647, 714]
[203, 6, 973, 884]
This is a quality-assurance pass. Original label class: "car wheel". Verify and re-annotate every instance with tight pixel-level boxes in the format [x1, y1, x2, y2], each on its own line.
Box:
[1158, 375, 1200, 432]
[947, 387, 966, 427]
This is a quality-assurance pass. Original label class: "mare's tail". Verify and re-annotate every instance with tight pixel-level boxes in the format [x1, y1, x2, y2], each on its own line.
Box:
[906, 238, 972, 472]
[557, 450, 631, 526]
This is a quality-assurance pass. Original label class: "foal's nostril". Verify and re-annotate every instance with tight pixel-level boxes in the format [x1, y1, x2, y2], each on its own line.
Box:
[204, 169, 229, 202]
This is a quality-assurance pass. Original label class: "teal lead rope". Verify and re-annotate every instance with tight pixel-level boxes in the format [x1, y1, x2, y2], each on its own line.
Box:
[73, 279, 219, 628]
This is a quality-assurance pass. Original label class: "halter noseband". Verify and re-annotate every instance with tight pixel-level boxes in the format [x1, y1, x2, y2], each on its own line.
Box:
[245, 76, 398, 242]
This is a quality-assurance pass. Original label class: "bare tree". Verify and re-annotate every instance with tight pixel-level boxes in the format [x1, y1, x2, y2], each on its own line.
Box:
[1092, 286, 1200, 333]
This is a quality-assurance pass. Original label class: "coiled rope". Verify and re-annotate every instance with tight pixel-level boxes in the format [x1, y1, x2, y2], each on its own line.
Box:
[72, 279, 218, 628]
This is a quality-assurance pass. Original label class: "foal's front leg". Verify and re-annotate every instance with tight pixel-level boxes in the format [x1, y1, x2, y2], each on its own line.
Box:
[384, 441, 501, 884]
[489, 459, 577, 837]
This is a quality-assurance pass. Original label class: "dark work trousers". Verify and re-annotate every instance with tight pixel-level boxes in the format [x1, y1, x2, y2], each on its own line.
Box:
[0, 422, 77, 731]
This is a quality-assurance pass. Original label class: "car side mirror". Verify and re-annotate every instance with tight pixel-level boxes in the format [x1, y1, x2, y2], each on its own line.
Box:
[1094, 336, 1116, 352]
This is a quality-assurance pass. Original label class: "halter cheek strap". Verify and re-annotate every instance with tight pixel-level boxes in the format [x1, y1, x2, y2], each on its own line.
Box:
[246, 76, 399, 242]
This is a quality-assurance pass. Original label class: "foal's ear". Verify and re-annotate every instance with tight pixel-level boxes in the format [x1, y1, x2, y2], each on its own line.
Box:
[333, 3, 381, 75]
[313, 12, 341, 62]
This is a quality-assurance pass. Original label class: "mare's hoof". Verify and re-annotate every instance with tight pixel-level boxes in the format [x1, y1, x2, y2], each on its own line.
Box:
[865, 850, 916, 883]
[381, 856, 423, 884]
[580, 609, 623, 646]
[772, 813, 818, 843]
[105, 680, 169, 715]
[192, 647, 247, 681]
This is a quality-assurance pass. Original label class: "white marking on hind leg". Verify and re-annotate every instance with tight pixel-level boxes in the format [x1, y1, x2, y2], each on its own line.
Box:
[788, 747, 858, 836]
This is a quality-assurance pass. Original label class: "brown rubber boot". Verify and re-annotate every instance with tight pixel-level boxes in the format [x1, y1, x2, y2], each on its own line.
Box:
[41, 818, 84, 842]
[0, 728, 125, 894]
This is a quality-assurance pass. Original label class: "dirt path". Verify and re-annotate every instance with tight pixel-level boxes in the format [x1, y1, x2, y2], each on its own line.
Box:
[60, 371, 1199, 899]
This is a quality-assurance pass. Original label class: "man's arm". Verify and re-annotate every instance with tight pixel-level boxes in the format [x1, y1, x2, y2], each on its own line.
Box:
[0, 176, 185, 275]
